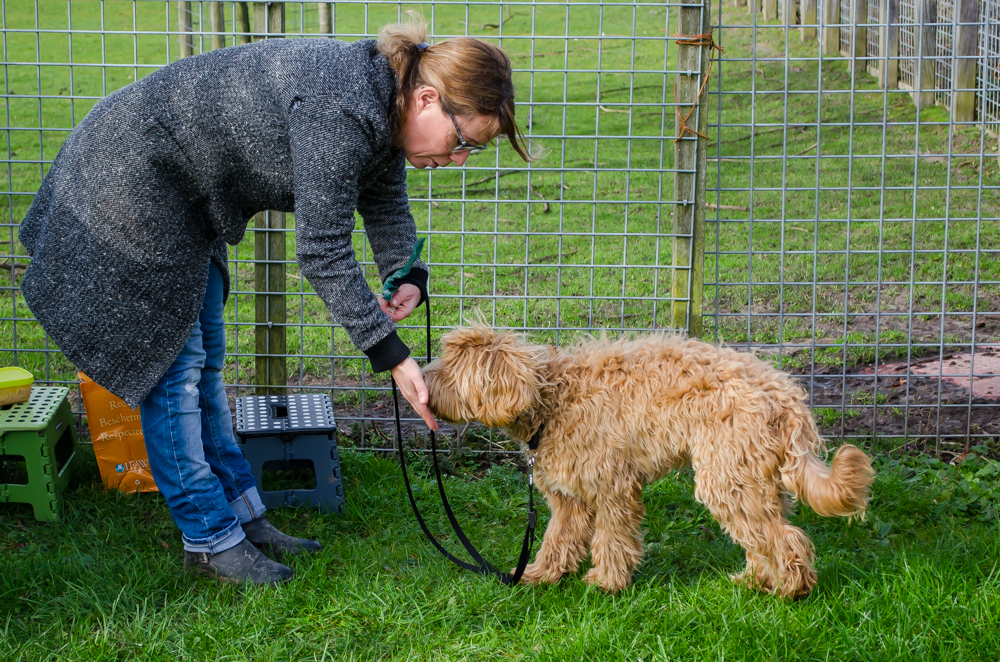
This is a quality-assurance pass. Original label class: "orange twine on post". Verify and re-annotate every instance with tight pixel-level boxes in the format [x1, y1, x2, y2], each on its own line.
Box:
[672, 30, 725, 143]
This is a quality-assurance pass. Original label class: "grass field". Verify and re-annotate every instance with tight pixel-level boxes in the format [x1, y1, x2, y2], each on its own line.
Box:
[3, 443, 1000, 661]
[2, 4, 1000, 658]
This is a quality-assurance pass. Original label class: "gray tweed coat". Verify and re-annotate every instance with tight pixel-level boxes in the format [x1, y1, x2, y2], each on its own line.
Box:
[19, 38, 427, 408]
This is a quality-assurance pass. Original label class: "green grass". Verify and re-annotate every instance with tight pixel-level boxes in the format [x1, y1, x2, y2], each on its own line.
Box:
[3, 444, 1000, 660]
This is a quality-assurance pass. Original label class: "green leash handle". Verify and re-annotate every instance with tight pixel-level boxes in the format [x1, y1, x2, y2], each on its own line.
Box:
[381, 237, 425, 302]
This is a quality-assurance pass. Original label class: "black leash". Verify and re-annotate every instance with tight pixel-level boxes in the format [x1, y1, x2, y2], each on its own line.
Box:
[390, 298, 537, 584]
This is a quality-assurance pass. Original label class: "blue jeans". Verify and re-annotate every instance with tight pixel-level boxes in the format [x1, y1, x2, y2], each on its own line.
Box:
[140, 262, 265, 553]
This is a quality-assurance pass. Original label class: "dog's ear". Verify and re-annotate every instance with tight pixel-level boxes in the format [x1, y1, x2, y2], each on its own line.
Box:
[477, 336, 540, 427]
[434, 324, 541, 427]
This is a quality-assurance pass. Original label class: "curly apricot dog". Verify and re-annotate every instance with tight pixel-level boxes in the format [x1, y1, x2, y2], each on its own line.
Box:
[423, 325, 874, 597]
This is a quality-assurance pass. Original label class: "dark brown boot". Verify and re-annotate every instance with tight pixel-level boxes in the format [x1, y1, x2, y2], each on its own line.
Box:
[242, 516, 322, 561]
[184, 538, 294, 585]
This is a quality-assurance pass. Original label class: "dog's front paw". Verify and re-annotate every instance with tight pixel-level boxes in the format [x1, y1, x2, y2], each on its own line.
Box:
[583, 567, 632, 593]
[729, 566, 774, 594]
[514, 562, 562, 586]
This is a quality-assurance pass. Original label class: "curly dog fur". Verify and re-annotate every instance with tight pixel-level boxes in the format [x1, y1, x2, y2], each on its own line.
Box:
[423, 325, 874, 597]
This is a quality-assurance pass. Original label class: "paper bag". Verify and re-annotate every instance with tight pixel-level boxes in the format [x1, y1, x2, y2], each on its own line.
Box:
[78, 372, 158, 493]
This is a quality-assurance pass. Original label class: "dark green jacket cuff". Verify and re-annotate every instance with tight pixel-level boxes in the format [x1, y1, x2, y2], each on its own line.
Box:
[365, 330, 410, 373]
[390, 266, 428, 306]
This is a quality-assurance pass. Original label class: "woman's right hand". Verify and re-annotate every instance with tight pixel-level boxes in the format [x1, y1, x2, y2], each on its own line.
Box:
[390, 357, 439, 431]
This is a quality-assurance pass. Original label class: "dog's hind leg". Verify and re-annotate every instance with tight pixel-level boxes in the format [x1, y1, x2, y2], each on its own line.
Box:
[518, 489, 594, 585]
[694, 468, 817, 598]
[582, 475, 645, 593]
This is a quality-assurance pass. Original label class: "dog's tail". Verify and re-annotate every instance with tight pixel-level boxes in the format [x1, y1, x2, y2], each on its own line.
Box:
[779, 406, 874, 518]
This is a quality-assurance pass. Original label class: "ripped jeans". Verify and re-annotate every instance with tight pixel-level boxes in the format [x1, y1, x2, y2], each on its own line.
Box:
[140, 262, 265, 553]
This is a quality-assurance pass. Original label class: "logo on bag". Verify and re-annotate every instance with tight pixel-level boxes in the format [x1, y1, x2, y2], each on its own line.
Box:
[115, 463, 125, 472]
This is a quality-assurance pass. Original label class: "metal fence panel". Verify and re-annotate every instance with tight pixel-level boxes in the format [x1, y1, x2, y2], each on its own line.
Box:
[935, 0, 954, 107]
[899, 0, 917, 88]
[1, 0, 710, 438]
[709, 4, 1000, 451]
[2, 1, 998, 450]
[980, 0, 1000, 131]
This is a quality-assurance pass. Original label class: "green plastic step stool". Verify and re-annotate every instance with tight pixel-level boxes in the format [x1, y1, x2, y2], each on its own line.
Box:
[0, 387, 82, 522]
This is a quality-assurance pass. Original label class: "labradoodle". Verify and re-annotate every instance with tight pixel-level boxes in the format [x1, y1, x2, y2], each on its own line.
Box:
[422, 325, 874, 598]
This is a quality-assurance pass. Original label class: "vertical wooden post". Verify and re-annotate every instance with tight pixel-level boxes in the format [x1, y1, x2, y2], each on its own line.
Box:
[209, 2, 225, 51]
[914, 0, 937, 108]
[951, 0, 979, 122]
[851, 0, 868, 74]
[879, 0, 899, 87]
[671, 0, 709, 338]
[783, 0, 797, 26]
[764, 0, 778, 20]
[177, 1, 193, 58]
[824, 0, 841, 54]
[235, 3, 252, 44]
[253, 1, 285, 41]
[252, 3, 287, 395]
[802, 0, 817, 40]
[319, 2, 333, 34]
[748, 0, 761, 16]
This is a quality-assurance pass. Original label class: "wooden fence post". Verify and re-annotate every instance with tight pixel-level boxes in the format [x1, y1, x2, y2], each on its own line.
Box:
[802, 0, 818, 40]
[235, 3, 251, 44]
[319, 2, 333, 34]
[914, 0, 937, 108]
[851, 0, 868, 73]
[878, 0, 899, 87]
[177, 2, 193, 58]
[783, 0, 797, 27]
[824, 0, 841, 54]
[252, 3, 287, 395]
[671, 0, 709, 338]
[764, 0, 778, 20]
[209, 1, 225, 51]
[951, 0, 979, 122]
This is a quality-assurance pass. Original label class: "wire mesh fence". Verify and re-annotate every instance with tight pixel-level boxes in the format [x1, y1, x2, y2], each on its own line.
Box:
[934, 0, 954, 107]
[980, 0, 1000, 130]
[0, 0, 708, 445]
[1, 0, 998, 451]
[717, 1, 1000, 451]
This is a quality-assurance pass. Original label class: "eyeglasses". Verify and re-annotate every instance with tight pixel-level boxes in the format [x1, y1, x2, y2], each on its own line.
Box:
[446, 109, 489, 154]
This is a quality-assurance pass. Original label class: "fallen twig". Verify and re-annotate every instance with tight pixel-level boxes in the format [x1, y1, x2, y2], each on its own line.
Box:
[529, 185, 550, 213]
[420, 169, 519, 192]
[531, 248, 579, 264]
[599, 105, 631, 114]
[708, 126, 790, 147]
[0, 259, 27, 281]
[707, 203, 749, 211]
[795, 141, 819, 156]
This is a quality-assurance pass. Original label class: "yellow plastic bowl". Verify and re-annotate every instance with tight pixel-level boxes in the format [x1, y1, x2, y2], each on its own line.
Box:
[0, 366, 34, 406]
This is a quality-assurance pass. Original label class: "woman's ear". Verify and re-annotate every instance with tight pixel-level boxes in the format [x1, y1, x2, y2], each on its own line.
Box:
[412, 85, 441, 114]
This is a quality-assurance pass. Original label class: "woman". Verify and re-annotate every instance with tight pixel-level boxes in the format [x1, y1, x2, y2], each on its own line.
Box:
[18, 18, 531, 585]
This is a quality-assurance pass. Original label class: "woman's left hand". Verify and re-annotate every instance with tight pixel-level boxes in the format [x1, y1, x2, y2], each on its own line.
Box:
[378, 283, 422, 322]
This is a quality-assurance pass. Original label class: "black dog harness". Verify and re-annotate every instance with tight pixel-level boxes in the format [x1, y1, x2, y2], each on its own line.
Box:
[390, 298, 538, 585]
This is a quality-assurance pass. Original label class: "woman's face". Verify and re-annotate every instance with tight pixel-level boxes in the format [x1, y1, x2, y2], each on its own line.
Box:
[399, 86, 493, 169]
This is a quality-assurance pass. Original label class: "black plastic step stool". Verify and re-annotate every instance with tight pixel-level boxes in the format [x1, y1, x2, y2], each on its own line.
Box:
[234, 394, 344, 514]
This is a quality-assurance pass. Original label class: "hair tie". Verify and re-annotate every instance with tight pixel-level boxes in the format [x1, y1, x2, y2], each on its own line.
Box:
[416, 41, 430, 52]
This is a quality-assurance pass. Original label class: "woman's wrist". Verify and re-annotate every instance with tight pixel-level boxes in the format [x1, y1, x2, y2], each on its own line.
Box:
[391, 266, 428, 305]
[364, 331, 410, 373]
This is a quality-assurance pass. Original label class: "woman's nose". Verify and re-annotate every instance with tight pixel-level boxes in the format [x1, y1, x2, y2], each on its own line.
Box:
[450, 151, 470, 166]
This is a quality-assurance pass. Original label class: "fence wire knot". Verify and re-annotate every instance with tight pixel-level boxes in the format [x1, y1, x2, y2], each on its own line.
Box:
[672, 29, 724, 143]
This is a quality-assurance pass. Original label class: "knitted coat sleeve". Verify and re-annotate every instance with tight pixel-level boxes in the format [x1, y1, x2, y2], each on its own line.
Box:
[288, 94, 409, 370]
[356, 149, 428, 296]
